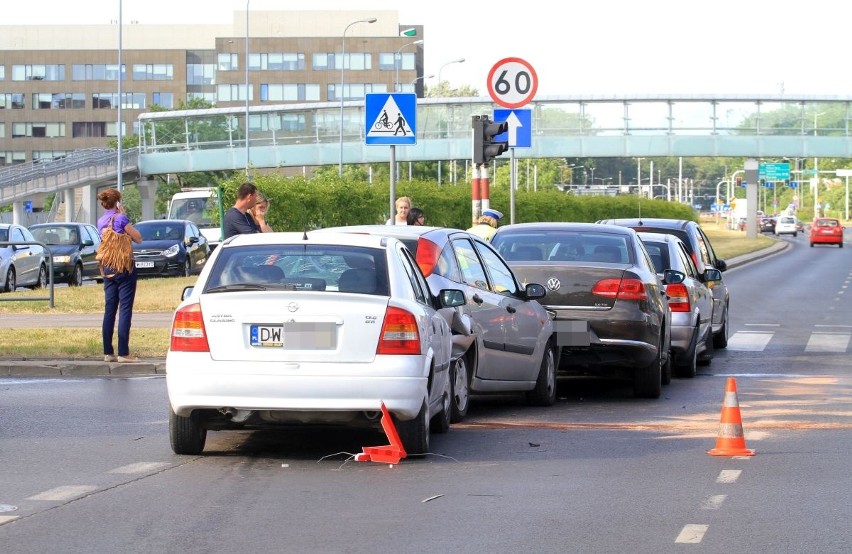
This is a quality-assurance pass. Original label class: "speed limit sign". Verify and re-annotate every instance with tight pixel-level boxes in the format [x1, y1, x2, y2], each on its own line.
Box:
[487, 57, 538, 109]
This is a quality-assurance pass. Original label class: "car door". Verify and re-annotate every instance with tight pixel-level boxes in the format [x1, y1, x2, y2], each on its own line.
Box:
[674, 240, 713, 332]
[11, 226, 39, 285]
[473, 238, 544, 382]
[81, 225, 101, 278]
[693, 226, 726, 326]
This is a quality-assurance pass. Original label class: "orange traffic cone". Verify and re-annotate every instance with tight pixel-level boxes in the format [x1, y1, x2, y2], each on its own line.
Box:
[708, 377, 755, 456]
[355, 402, 408, 464]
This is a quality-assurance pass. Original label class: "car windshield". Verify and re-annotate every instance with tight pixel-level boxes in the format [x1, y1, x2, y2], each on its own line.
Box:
[31, 226, 76, 245]
[136, 223, 184, 241]
[169, 196, 217, 226]
[204, 244, 389, 296]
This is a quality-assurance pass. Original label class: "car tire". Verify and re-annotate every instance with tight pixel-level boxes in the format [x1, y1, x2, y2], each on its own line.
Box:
[68, 263, 84, 287]
[793, 232, 797, 237]
[169, 406, 207, 455]
[394, 399, 429, 456]
[634, 341, 663, 399]
[35, 264, 47, 289]
[675, 328, 698, 378]
[698, 326, 714, 366]
[3, 267, 14, 293]
[526, 343, 556, 407]
[183, 258, 192, 277]
[713, 306, 729, 349]
[430, 380, 451, 435]
[450, 355, 470, 423]
[661, 347, 673, 386]
[810, 242, 814, 247]
[840, 242, 844, 248]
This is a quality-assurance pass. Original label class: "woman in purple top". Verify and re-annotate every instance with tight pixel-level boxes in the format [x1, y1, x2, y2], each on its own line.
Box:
[96, 188, 142, 363]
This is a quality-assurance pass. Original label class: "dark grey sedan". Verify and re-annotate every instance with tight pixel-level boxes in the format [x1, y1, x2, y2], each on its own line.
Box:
[133, 220, 210, 277]
[491, 222, 675, 399]
[29, 222, 102, 286]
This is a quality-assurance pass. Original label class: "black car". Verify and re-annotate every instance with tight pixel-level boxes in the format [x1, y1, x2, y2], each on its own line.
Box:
[491, 222, 675, 399]
[596, 218, 730, 349]
[759, 217, 776, 234]
[132, 220, 210, 277]
[29, 222, 102, 286]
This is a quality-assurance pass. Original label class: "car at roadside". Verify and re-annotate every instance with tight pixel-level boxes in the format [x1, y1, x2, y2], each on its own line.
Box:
[29, 222, 102, 286]
[490, 222, 674, 399]
[810, 217, 844, 247]
[596, 218, 731, 350]
[166, 231, 466, 455]
[759, 217, 776, 234]
[774, 215, 798, 237]
[316, 225, 558, 417]
[1, 223, 47, 293]
[637, 232, 719, 377]
[133, 219, 210, 277]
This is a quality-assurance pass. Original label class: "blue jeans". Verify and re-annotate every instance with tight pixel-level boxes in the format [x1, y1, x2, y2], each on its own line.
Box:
[102, 268, 138, 357]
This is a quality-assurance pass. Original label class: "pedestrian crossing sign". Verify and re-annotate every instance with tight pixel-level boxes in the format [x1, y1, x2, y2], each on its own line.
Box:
[365, 93, 416, 145]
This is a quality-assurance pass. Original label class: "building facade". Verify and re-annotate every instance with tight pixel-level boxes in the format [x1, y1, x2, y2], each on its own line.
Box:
[0, 10, 424, 166]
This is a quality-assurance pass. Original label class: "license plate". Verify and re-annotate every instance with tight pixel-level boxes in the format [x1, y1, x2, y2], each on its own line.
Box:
[555, 320, 590, 346]
[251, 325, 283, 347]
[135, 261, 154, 268]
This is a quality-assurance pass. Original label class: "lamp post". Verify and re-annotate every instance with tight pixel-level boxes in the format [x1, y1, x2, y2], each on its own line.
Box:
[244, 0, 250, 177]
[116, 0, 123, 190]
[339, 17, 377, 177]
[635, 157, 645, 195]
[395, 39, 423, 92]
[437, 57, 465, 93]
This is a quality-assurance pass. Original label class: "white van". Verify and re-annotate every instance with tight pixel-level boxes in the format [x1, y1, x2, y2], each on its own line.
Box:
[775, 215, 798, 237]
[168, 188, 223, 249]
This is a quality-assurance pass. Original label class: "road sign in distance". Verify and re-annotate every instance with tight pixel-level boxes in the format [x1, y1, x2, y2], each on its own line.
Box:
[487, 57, 538, 109]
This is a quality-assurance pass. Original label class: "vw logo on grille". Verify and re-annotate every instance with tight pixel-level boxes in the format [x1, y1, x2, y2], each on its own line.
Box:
[287, 302, 300, 312]
[546, 277, 561, 291]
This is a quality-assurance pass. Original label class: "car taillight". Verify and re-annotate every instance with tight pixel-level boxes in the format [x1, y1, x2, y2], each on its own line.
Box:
[414, 237, 441, 277]
[592, 278, 647, 301]
[170, 303, 210, 352]
[665, 283, 690, 312]
[376, 306, 421, 355]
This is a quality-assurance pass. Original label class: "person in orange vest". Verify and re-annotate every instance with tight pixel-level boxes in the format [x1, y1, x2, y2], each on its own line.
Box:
[467, 209, 503, 241]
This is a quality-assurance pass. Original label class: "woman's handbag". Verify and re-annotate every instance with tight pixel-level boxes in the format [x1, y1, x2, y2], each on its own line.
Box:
[96, 214, 134, 276]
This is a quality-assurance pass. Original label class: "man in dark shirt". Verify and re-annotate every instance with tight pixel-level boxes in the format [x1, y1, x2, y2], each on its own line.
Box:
[223, 182, 271, 239]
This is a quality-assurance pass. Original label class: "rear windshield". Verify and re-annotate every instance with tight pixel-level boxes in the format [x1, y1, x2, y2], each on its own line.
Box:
[640, 241, 669, 272]
[492, 231, 631, 264]
[204, 244, 389, 296]
[816, 219, 839, 227]
[630, 227, 691, 253]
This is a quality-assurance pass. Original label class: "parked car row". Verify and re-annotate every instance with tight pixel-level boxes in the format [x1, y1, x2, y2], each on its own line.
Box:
[165, 217, 734, 455]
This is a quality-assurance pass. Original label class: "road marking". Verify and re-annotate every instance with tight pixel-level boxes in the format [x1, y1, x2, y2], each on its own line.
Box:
[675, 524, 708, 544]
[109, 462, 170, 474]
[716, 470, 742, 483]
[27, 485, 98, 502]
[0, 516, 19, 524]
[743, 323, 780, 327]
[726, 332, 773, 351]
[805, 333, 850, 353]
[701, 494, 727, 509]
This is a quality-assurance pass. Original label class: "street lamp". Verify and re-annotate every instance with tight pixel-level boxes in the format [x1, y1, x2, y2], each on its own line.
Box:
[635, 157, 645, 194]
[395, 39, 423, 92]
[813, 112, 825, 216]
[245, 0, 250, 177]
[117, 0, 123, 190]
[339, 17, 377, 177]
[411, 73, 434, 85]
[437, 57, 465, 92]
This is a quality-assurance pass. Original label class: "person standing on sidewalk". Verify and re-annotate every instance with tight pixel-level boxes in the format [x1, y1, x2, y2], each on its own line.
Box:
[96, 188, 142, 363]
[223, 182, 272, 238]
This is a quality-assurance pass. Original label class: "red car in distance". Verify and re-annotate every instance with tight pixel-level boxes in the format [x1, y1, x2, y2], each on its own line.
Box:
[810, 218, 844, 248]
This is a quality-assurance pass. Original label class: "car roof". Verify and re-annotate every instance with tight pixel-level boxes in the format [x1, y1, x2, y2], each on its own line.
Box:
[221, 231, 397, 249]
[495, 222, 636, 235]
[597, 218, 693, 230]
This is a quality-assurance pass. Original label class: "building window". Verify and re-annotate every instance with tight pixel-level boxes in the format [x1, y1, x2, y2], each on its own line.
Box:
[11, 122, 66, 138]
[92, 93, 146, 109]
[327, 83, 387, 102]
[186, 92, 216, 103]
[33, 150, 68, 161]
[72, 122, 105, 138]
[0, 123, 4, 138]
[31, 93, 83, 110]
[152, 92, 174, 108]
[378, 52, 417, 72]
[132, 64, 174, 81]
[0, 151, 27, 166]
[217, 84, 252, 102]
[187, 63, 216, 85]
[249, 52, 304, 71]
[0, 93, 26, 109]
[71, 64, 124, 81]
[260, 83, 320, 102]
[0, 66, 4, 80]
[12, 64, 66, 81]
[217, 54, 238, 71]
[312, 53, 372, 71]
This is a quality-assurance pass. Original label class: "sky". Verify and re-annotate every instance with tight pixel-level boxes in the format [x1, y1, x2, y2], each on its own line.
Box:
[6, 0, 849, 98]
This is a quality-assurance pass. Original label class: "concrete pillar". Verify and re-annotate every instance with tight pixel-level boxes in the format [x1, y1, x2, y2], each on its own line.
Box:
[64, 189, 75, 222]
[12, 202, 25, 225]
[137, 179, 158, 221]
[80, 184, 99, 225]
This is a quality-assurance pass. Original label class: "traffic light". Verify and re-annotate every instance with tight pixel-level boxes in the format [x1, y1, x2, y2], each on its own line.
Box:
[735, 175, 743, 187]
[472, 115, 508, 165]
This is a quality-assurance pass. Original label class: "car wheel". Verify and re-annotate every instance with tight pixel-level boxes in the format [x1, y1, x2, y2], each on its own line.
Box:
[450, 355, 470, 423]
[661, 346, 673, 386]
[394, 399, 429, 456]
[35, 264, 47, 289]
[675, 328, 698, 378]
[2, 267, 15, 293]
[698, 326, 714, 366]
[634, 341, 663, 399]
[840, 242, 844, 248]
[68, 263, 84, 287]
[793, 232, 797, 237]
[430, 375, 451, 435]
[183, 258, 192, 277]
[713, 306, 729, 349]
[526, 343, 556, 406]
[810, 242, 815, 247]
[169, 406, 207, 455]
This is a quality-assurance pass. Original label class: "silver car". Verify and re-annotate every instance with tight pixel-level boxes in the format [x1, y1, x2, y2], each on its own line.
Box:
[1, 223, 48, 292]
[638, 232, 719, 377]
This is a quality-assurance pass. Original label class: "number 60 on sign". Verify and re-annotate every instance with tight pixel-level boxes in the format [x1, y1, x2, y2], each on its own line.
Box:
[487, 57, 538, 109]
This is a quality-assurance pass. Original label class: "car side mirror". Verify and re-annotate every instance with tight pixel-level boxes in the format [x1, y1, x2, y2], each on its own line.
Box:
[439, 288, 466, 308]
[663, 269, 686, 285]
[703, 268, 723, 282]
[715, 259, 727, 272]
[83, 239, 94, 246]
[525, 283, 547, 299]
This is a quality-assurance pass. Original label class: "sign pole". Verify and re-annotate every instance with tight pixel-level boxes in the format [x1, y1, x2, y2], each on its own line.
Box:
[389, 145, 397, 222]
[509, 148, 517, 224]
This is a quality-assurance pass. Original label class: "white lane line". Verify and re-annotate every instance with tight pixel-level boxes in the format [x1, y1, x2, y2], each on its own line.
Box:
[805, 333, 851, 353]
[717, 470, 742, 483]
[701, 495, 727, 510]
[726, 332, 773, 351]
[27, 485, 98, 502]
[743, 323, 780, 327]
[0, 516, 19, 524]
[109, 462, 170, 474]
[815, 324, 852, 328]
[675, 524, 709, 544]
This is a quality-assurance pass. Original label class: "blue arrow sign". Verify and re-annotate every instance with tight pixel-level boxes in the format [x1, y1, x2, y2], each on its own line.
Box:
[493, 108, 531, 148]
[365, 93, 416, 146]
